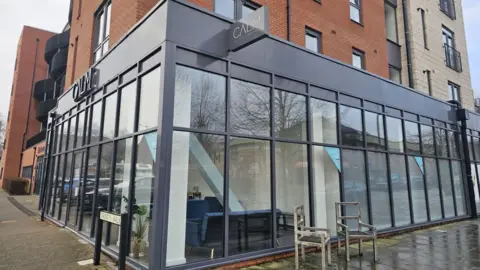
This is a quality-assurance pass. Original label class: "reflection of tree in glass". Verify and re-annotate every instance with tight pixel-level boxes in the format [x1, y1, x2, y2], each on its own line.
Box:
[421, 126, 435, 155]
[435, 128, 448, 156]
[274, 90, 306, 139]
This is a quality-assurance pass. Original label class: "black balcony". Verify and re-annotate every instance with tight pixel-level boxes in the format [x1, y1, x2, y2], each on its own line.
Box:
[25, 130, 46, 149]
[36, 99, 57, 122]
[440, 0, 456, 19]
[34, 79, 55, 101]
[45, 30, 70, 64]
[50, 48, 68, 80]
[444, 44, 462, 72]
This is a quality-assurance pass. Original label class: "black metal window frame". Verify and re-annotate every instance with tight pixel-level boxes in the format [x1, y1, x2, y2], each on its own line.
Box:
[352, 48, 365, 70]
[442, 26, 462, 72]
[93, 0, 112, 63]
[448, 81, 461, 102]
[305, 26, 322, 53]
[213, 0, 261, 20]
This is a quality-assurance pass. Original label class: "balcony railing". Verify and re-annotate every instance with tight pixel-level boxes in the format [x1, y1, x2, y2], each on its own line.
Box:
[440, 0, 456, 19]
[444, 44, 462, 72]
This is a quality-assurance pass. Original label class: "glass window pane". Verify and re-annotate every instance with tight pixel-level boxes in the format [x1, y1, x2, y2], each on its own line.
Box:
[426, 158, 442, 220]
[95, 49, 102, 63]
[276, 142, 308, 246]
[97, 12, 105, 45]
[91, 101, 102, 145]
[138, 67, 161, 132]
[118, 82, 137, 136]
[102, 93, 117, 141]
[452, 161, 466, 215]
[229, 137, 271, 255]
[230, 79, 270, 136]
[274, 90, 307, 140]
[63, 122, 69, 152]
[174, 66, 226, 131]
[305, 34, 318, 52]
[435, 129, 448, 157]
[98, 143, 114, 242]
[405, 121, 420, 154]
[215, 0, 234, 19]
[386, 117, 404, 152]
[365, 111, 385, 150]
[367, 152, 391, 229]
[389, 67, 401, 83]
[340, 106, 363, 147]
[468, 136, 474, 160]
[55, 126, 61, 153]
[342, 149, 369, 228]
[241, 4, 256, 18]
[408, 156, 427, 223]
[81, 147, 98, 235]
[105, 3, 111, 37]
[52, 155, 64, 217]
[352, 52, 362, 68]
[69, 117, 77, 150]
[311, 99, 337, 144]
[389, 154, 410, 226]
[313, 146, 340, 235]
[60, 153, 73, 220]
[421, 125, 435, 156]
[167, 132, 225, 266]
[350, 5, 360, 22]
[102, 39, 109, 55]
[448, 131, 459, 159]
[439, 160, 455, 218]
[384, 4, 398, 42]
[474, 137, 480, 161]
[76, 111, 85, 147]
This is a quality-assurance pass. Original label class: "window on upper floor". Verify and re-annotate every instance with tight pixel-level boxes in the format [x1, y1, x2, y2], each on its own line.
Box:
[93, 1, 112, 63]
[305, 27, 322, 53]
[440, 0, 456, 19]
[419, 8, 428, 49]
[442, 26, 462, 72]
[384, 2, 398, 43]
[350, 0, 361, 23]
[448, 81, 460, 101]
[389, 66, 401, 84]
[352, 48, 365, 69]
[215, 0, 260, 20]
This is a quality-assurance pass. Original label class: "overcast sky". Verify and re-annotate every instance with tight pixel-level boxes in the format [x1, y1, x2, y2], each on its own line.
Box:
[0, 1, 478, 118]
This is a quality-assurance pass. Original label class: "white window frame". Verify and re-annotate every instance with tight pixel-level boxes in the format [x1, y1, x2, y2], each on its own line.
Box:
[448, 82, 460, 101]
[350, 0, 361, 23]
[93, 1, 112, 63]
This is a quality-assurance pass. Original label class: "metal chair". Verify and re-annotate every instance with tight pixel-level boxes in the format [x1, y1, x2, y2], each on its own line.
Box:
[294, 205, 332, 269]
[335, 202, 377, 262]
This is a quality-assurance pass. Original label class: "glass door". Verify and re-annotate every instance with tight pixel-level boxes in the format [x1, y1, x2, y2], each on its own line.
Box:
[66, 151, 86, 228]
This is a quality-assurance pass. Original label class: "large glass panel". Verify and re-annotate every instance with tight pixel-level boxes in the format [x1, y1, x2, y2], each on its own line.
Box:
[367, 152, 391, 229]
[448, 131, 459, 159]
[311, 99, 337, 144]
[439, 160, 455, 217]
[389, 154, 410, 226]
[468, 136, 474, 160]
[305, 33, 319, 52]
[386, 117, 404, 152]
[340, 106, 363, 147]
[61, 122, 68, 152]
[274, 90, 307, 140]
[215, 0, 234, 19]
[342, 150, 369, 228]
[167, 131, 225, 266]
[473, 137, 480, 161]
[90, 101, 102, 145]
[69, 116, 77, 150]
[67, 152, 85, 228]
[275, 142, 308, 246]
[405, 121, 420, 155]
[435, 128, 448, 157]
[230, 80, 270, 136]
[408, 156, 427, 223]
[229, 137, 271, 255]
[81, 147, 98, 235]
[102, 93, 117, 141]
[109, 138, 133, 251]
[475, 164, 480, 213]
[365, 111, 385, 150]
[174, 66, 226, 131]
[52, 156, 64, 217]
[118, 82, 137, 136]
[60, 153, 73, 221]
[76, 111, 85, 147]
[421, 125, 435, 156]
[313, 146, 341, 235]
[55, 126, 61, 153]
[425, 158, 442, 220]
[47, 156, 57, 215]
[97, 143, 114, 241]
[138, 67, 161, 132]
[452, 161, 466, 215]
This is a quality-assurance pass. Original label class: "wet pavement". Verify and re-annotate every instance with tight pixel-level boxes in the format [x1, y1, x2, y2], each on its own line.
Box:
[242, 220, 480, 269]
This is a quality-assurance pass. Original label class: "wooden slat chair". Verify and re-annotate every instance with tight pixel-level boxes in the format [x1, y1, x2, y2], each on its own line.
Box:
[335, 202, 378, 262]
[294, 205, 332, 269]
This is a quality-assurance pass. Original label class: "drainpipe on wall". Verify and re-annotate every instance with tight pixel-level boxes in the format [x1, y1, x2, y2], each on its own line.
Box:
[401, 0, 414, 88]
[19, 38, 40, 177]
[287, 0, 291, 41]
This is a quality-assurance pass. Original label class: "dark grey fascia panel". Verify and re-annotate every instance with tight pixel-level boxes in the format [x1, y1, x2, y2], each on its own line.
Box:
[387, 40, 402, 69]
[165, 0, 457, 123]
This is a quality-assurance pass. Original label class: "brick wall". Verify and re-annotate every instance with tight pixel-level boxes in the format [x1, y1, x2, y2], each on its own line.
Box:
[0, 26, 54, 186]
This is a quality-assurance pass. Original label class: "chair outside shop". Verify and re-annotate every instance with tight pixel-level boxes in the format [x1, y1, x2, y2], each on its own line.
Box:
[294, 205, 332, 269]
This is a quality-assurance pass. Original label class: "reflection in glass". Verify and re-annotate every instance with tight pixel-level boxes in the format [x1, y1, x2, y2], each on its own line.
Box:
[52, 156, 64, 217]
[474, 137, 480, 161]
[340, 106, 363, 147]
[313, 146, 341, 235]
[405, 121, 420, 154]
[389, 154, 410, 226]
[215, 0, 234, 19]
[408, 156, 427, 223]
[229, 137, 271, 255]
[421, 125, 435, 156]
[47, 156, 57, 215]
[311, 99, 337, 144]
[425, 158, 442, 220]
[452, 161, 466, 215]
[276, 142, 309, 246]
[97, 143, 114, 241]
[138, 67, 161, 132]
[55, 126, 61, 153]
[90, 101, 102, 145]
[118, 82, 137, 136]
[67, 152, 85, 227]
[69, 116, 77, 150]
[230, 80, 270, 136]
[468, 136, 474, 160]
[365, 112, 385, 150]
[342, 149, 369, 228]
[60, 153, 73, 221]
[435, 129, 448, 157]
[274, 90, 307, 140]
[102, 93, 117, 141]
[174, 66, 226, 131]
[386, 117, 404, 152]
[367, 152, 391, 229]
[76, 111, 85, 147]
[439, 160, 454, 218]
[167, 131, 225, 266]
[448, 131, 459, 159]
[81, 147, 98, 235]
